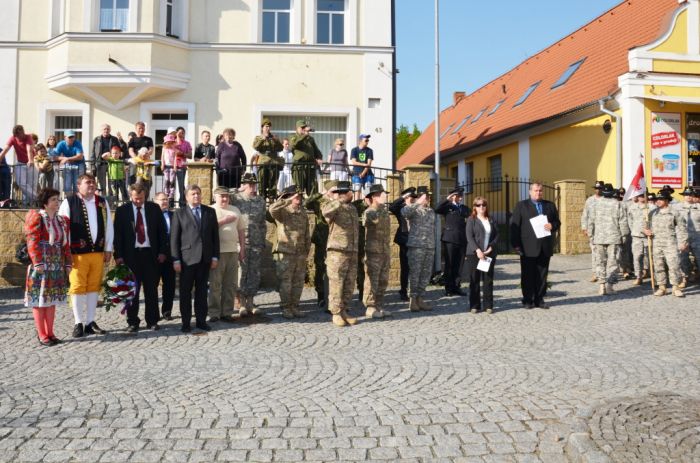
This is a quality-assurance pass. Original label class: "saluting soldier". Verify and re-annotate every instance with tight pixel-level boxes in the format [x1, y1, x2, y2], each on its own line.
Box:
[435, 187, 470, 296]
[290, 120, 323, 196]
[362, 184, 392, 319]
[252, 118, 284, 200]
[269, 185, 311, 319]
[231, 172, 267, 315]
[402, 186, 436, 312]
[581, 180, 604, 283]
[676, 186, 695, 287]
[322, 181, 360, 327]
[587, 184, 630, 295]
[389, 187, 417, 301]
[627, 192, 654, 285]
[643, 189, 688, 297]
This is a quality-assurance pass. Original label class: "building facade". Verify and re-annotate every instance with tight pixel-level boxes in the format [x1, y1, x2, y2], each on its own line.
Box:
[399, 0, 699, 197]
[0, 0, 395, 168]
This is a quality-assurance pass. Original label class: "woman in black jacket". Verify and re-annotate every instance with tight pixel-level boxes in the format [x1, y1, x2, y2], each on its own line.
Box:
[465, 197, 499, 313]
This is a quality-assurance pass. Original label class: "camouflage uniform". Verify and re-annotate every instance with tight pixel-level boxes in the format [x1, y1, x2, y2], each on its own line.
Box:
[581, 194, 601, 278]
[686, 200, 700, 278]
[322, 199, 360, 316]
[231, 191, 267, 308]
[290, 133, 323, 196]
[269, 197, 310, 317]
[305, 193, 329, 305]
[362, 205, 391, 313]
[648, 206, 688, 287]
[672, 200, 692, 279]
[627, 201, 653, 280]
[587, 197, 629, 285]
[252, 135, 284, 199]
[402, 203, 436, 298]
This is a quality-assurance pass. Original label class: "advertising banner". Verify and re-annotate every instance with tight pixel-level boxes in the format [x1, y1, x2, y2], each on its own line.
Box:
[650, 112, 682, 188]
[686, 113, 700, 185]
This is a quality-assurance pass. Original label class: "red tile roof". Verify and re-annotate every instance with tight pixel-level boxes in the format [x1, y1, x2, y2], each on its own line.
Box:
[398, 0, 681, 169]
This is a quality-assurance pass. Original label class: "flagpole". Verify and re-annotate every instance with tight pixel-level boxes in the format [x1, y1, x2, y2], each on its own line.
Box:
[639, 153, 656, 290]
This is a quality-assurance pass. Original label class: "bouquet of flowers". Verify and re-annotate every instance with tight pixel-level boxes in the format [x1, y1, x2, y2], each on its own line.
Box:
[102, 264, 137, 313]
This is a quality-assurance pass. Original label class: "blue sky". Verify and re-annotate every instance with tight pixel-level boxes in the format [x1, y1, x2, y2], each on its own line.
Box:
[396, 0, 622, 130]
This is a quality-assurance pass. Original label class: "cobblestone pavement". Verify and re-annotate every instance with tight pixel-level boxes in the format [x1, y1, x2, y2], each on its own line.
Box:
[0, 254, 698, 463]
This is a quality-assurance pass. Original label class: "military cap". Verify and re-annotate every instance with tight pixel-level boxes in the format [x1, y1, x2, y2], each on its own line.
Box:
[335, 181, 352, 193]
[295, 119, 308, 129]
[278, 185, 300, 199]
[447, 187, 464, 197]
[401, 187, 417, 198]
[618, 187, 626, 195]
[365, 184, 388, 198]
[646, 192, 657, 202]
[680, 185, 695, 196]
[324, 179, 339, 192]
[656, 189, 673, 201]
[660, 185, 675, 194]
[261, 118, 272, 127]
[213, 186, 230, 196]
[240, 172, 258, 184]
[593, 180, 605, 190]
[416, 186, 432, 196]
[601, 183, 616, 198]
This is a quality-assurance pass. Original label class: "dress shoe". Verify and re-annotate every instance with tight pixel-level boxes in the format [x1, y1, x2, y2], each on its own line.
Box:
[535, 301, 550, 309]
[208, 316, 220, 323]
[453, 288, 467, 296]
[148, 324, 160, 331]
[86, 321, 107, 335]
[317, 299, 327, 309]
[398, 291, 409, 302]
[38, 337, 53, 346]
[181, 325, 192, 333]
[196, 323, 212, 332]
[49, 336, 61, 344]
[161, 312, 173, 321]
[126, 325, 139, 333]
[485, 308, 493, 314]
[525, 303, 535, 309]
[417, 296, 432, 311]
[469, 307, 479, 314]
[72, 323, 84, 338]
[290, 307, 305, 318]
[282, 309, 295, 319]
[409, 297, 420, 312]
[220, 315, 236, 323]
[332, 314, 347, 327]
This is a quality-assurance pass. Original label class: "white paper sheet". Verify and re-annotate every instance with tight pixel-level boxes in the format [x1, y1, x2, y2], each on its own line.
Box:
[529, 215, 551, 239]
[477, 257, 492, 272]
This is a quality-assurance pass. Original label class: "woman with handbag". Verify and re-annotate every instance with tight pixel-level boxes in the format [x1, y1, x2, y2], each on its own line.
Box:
[465, 196, 499, 314]
[24, 188, 72, 345]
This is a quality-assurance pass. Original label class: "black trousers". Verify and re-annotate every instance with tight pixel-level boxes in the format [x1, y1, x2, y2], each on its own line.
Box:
[125, 249, 160, 327]
[465, 255, 495, 310]
[159, 257, 176, 317]
[399, 244, 409, 294]
[443, 242, 465, 291]
[520, 251, 550, 305]
[179, 260, 210, 328]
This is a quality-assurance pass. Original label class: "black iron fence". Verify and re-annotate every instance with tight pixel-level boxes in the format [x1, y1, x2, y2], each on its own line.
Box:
[455, 176, 561, 254]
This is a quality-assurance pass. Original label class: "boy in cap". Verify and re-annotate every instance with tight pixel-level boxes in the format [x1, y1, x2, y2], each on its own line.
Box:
[389, 187, 417, 300]
[269, 185, 311, 319]
[350, 134, 374, 200]
[581, 180, 604, 282]
[402, 186, 436, 311]
[362, 184, 392, 318]
[101, 144, 128, 205]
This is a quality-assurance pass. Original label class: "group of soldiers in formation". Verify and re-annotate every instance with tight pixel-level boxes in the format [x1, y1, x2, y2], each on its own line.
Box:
[582, 181, 700, 297]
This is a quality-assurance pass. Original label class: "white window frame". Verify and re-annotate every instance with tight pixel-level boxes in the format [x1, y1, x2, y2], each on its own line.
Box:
[306, 0, 356, 46]
[38, 103, 91, 154]
[140, 102, 196, 147]
[85, 0, 139, 33]
[252, 0, 302, 44]
[316, 0, 345, 45]
[159, 0, 188, 40]
[49, 0, 66, 38]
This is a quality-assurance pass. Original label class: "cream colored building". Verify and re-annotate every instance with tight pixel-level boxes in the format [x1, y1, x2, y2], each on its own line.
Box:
[0, 0, 395, 168]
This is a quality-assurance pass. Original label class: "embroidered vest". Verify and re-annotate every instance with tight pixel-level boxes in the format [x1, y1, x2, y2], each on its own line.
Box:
[68, 195, 106, 254]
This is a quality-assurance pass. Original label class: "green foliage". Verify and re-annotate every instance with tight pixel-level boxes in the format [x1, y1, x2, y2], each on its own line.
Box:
[396, 124, 422, 159]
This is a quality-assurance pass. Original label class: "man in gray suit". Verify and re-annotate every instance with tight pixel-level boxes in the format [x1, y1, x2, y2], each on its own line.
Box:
[171, 185, 220, 332]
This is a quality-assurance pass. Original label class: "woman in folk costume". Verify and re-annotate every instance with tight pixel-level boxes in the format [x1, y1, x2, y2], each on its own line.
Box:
[25, 188, 72, 346]
[58, 173, 114, 338]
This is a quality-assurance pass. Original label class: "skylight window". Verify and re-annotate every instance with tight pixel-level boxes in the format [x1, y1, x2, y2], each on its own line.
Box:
[439, 124, 454, 139]
[451, 116, 471, 134]
[471, 108, 488, 124]
[488, 99, 505, 116]
[512, 82, 541, 108]
[551, 58, 586, 89]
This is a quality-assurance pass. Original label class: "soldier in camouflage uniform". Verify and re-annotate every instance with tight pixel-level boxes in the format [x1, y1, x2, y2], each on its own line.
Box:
[687, 189, 700, 282]
[252, 118, 284, 200]
[304, 180, 336, 310]
[643, 189, 689, 297]
[402, 186, 436, 312]
[362, 184, 391, 319]
[269, 185, 310, 319]
[627, 192, 654, 285]
[581, 181, 604, 282]
[675, 186, 695, 287]
[231, 172, 268, 315]
[587, 184, 630, 295]
[322, 181, 360, 327]
[290, 120, 323, 196]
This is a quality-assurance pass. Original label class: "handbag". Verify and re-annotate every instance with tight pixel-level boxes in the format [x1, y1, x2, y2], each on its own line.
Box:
[15, 242, 30, 265]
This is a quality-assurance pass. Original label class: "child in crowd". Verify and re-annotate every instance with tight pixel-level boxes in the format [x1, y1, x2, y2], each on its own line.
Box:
[161, 134, 178, 204]
[102, 145, 128, 205]
[33, 143, 54, 191]
[130, 147, 157, 197]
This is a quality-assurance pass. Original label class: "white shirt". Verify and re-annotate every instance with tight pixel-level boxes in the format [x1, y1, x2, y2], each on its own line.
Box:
[478, 216, 491, 251]
[59, 195, 114, 252]
[132, 203, 151, 248]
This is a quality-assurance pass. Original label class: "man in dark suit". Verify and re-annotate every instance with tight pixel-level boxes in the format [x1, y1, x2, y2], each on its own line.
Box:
[388, 187, 416, 301]
[435, 187, 471, 296]
[510, 182, 561, 309]
[155, 192, 175, 320]
[171, 184, 220, 333]
[113, 183, 168, 332]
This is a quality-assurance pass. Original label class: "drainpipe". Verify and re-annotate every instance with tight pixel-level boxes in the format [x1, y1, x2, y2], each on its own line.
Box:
[599, 99, 623, 187]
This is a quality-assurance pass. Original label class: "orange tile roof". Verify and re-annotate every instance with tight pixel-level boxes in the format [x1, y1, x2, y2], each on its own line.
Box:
[398, 0, 681, 169]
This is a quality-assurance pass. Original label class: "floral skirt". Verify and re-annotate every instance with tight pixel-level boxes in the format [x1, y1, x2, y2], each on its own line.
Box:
[25, 242, 69, 308]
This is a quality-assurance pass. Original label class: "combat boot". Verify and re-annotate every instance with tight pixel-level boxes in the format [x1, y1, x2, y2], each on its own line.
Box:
[341, 310, 358, 326]
[605, 283, 615, 294]
[409, 297, 420, 312]
[633, 278, 642, 286]
[332, 314, 347, 327]
[290, 306, 305, 318]
[417, 296, 432, 311]
[365, 307, 383, 319]
[672, 285, 685, 297]
[654, 285, 667, 296]
[589, 274, 597, 283]
[678, 278, 687, 289]
[282, 308, 295, 319]
[249, 295, 262, 315]
[238, 302, 250, 317]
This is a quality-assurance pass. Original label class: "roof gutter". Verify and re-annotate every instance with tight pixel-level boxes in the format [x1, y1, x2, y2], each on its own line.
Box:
[599, 98, 622, 188]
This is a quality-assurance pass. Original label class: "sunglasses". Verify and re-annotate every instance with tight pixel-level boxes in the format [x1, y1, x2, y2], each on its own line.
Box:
[474, 203, 486, 207]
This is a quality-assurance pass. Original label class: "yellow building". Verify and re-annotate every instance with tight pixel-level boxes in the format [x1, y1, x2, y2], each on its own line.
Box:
[399, 0, 700, 197]
[0, 0, 395, 168]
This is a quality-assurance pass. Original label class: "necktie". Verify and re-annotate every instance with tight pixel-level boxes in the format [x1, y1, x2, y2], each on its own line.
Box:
[535, 202, 543, 215]
[194, 207, 201, 228]
[136, 206, 145, 244]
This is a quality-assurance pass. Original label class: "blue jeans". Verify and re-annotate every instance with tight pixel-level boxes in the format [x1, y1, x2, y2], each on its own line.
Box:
[63, 164, 85, 194]
[0, 165, 11, 201]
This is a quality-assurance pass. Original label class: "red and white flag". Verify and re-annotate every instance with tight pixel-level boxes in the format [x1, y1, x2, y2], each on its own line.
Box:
[623, 155, 646, 201]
